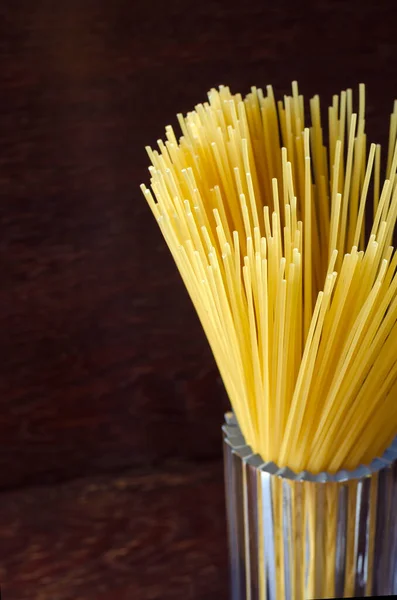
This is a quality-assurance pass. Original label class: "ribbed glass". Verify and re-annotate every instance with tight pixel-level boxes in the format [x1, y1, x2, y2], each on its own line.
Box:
[223, 413, 397, 599]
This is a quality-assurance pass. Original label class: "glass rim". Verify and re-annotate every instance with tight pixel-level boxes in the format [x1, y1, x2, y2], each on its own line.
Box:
[223, 412, 397, 483]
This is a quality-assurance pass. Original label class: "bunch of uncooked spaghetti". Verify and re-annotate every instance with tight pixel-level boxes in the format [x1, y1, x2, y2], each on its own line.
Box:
[141, 82, 397, 474]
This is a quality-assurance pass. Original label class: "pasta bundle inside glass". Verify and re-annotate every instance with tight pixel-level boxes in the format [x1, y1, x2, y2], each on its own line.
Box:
[142, 83, 397, 598]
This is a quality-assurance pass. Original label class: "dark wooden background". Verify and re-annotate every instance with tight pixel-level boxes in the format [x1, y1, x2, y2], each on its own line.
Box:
[1, 0, 397, 598]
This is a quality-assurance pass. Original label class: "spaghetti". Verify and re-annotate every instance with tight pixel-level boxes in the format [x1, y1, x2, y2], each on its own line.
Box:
[141, 82, 397, 474]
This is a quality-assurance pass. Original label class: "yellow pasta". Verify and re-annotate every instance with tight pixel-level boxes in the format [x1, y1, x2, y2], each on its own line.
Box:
[142, 82, 397, 474]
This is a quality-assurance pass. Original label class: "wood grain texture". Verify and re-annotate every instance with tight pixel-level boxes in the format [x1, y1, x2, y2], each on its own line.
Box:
[1, 0, 397, 487]
[0, 461, 228, 600]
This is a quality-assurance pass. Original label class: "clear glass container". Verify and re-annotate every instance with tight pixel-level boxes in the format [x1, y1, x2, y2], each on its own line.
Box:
[223, 413, 397, 599]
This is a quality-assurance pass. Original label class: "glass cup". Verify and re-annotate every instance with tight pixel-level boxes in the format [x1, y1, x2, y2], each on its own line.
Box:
[223, 413, 397, 599]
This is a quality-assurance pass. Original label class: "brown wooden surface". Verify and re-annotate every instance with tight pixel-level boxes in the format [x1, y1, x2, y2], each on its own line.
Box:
[2, 0, 397, 598]
[0, 461, 227, 600]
